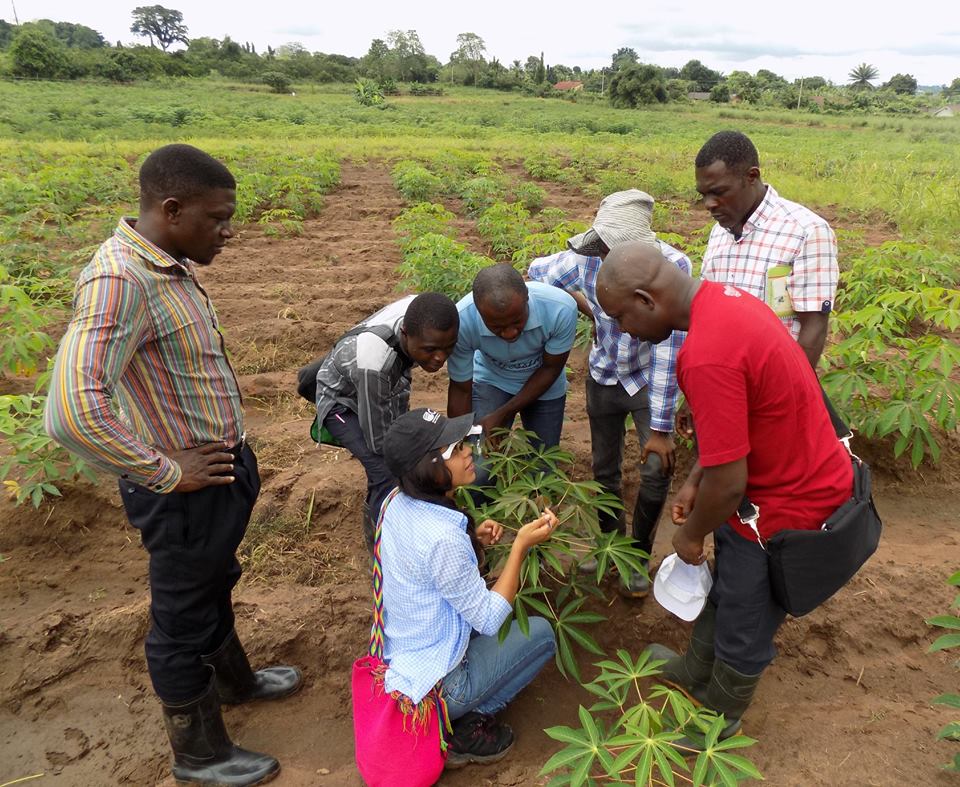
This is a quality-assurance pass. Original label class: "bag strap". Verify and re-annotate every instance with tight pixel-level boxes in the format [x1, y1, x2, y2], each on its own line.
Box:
[367, 487, 453, 750]
[369, 487, 401, 659]
[738, 385, 854, 547]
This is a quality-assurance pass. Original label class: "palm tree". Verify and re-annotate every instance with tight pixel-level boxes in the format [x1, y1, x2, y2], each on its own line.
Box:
[848, 63, 879, 89]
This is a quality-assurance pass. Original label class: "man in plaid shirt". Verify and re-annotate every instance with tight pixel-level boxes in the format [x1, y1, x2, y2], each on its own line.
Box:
[527, 190, 691, 598]
[696, 130, 838, 367]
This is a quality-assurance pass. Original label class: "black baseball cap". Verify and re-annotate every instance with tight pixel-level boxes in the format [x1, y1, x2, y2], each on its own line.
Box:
[383, 408, 477, 478]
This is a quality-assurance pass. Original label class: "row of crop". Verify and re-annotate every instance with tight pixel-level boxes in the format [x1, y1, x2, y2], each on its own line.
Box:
[0, 150, 342, 506]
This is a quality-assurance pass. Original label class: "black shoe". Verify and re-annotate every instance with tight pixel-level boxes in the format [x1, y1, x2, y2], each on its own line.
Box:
[202, 630, 303, 705]
[162, 679, 280, 786]
[445, 712, 515, 769]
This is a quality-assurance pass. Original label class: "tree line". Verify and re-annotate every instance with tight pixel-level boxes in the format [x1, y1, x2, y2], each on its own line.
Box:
[1, 8, 958, 114]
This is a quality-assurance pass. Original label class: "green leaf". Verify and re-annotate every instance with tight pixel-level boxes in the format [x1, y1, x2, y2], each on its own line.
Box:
[929, 632, 960, 652]
[926, 615, 960, 630]
[932, 693, 960, 710]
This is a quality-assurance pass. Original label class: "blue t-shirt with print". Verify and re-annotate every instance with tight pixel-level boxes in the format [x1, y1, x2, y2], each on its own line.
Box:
[447, 281, 577, 399]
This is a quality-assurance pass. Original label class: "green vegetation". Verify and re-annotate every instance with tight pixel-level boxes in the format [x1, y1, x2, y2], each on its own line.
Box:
[1, 79, 957, 491]
[927, 570, 960, 771]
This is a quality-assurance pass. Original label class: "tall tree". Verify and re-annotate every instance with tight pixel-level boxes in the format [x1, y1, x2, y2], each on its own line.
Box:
[453, 32, 486, 85]
[10, 26, 69, 78]
[611, 47, 638, 70]
[883, 73, 917, 95]
[679, 59, 722, 91]
[130, 6, 189, 51]
[608, 63, 667, 108]
[848, 62, 879, 89]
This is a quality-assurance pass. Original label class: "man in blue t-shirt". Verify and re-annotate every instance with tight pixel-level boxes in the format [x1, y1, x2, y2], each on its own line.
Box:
[447, 264, 577, 448]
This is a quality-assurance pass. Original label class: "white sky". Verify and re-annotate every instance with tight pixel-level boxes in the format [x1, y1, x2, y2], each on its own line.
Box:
[6, 0, 959, 84]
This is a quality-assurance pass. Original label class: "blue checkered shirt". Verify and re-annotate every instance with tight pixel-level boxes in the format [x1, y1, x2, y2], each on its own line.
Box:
[527, 241, 690, 432]
[380, 492, 512, 703]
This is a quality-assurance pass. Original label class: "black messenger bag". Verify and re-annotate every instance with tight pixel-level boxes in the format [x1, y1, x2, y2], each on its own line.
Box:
[737, 392, 883, 617]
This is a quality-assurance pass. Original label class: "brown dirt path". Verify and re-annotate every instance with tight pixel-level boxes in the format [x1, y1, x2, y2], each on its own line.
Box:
[1, 163, 957, 787]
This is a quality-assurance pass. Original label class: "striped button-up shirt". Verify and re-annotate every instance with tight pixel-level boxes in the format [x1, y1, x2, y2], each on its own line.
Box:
[701, 184, 838, 339]
[380, 492, 512, 703]
[527, 241, 691, 432]
[44, 219, 243, 494]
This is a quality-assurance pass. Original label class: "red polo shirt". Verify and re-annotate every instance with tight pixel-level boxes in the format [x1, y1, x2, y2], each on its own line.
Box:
[678, 281, 852, 541]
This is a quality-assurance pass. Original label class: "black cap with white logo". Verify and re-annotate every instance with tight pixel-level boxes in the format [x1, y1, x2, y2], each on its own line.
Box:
[383, 408, 477, 478]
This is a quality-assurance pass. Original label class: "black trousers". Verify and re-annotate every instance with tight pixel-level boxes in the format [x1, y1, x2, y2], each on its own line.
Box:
[709, 523, 788, 675]
[119, 445, 260, 703]
[323, 406, 395, 549]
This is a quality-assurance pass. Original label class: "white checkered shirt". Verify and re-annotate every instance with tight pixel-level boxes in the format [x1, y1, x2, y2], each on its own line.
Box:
[380, 492, 512, 703]
[527, 241, 691, 432]
[701, 184, 838, 339]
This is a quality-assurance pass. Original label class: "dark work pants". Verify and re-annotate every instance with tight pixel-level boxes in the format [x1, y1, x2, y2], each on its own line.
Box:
[585, 377, 670, 556]
[709, 523, 788, 675]
[323, 406, 395, 549]
[119, 444, 260, 704]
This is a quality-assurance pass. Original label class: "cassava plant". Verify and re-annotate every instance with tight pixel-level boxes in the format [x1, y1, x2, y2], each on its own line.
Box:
[822, 242, 960, 467]
[540, 649, 762, 785]
[455, 428, 644, 682]
[927, 570, 960, 772]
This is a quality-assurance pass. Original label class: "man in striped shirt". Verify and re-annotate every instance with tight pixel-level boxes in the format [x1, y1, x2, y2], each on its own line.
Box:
[527, 190, 690, 598]
[45, 145, 295, 786]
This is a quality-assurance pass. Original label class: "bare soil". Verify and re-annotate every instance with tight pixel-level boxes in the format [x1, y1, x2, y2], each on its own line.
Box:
[1, 163, 957, 787]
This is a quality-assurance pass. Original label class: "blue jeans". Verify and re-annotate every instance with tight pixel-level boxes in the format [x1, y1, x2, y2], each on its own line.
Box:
[441, 617, 556, 719]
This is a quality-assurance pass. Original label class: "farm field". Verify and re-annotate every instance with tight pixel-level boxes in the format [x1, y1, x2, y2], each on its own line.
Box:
[1, 81, 959, 786]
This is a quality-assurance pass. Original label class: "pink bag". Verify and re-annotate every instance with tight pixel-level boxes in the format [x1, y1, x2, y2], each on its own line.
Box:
[352, 490, 450, 786]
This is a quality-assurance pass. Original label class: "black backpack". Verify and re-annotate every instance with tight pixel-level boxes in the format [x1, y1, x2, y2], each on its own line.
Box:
[296, 323, 402, 404]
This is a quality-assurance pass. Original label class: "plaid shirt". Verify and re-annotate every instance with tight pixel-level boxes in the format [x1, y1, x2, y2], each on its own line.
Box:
[701, 184, 838, 339]
[527, 241, 691, 432]
[380, 493, 512, 703]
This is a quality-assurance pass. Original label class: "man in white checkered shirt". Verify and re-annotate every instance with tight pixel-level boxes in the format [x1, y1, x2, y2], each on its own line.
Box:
[527, 190, 691, 599]
[696, 131, 838, 368]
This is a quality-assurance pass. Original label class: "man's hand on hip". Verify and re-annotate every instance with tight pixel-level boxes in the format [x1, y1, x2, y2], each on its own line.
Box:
[170, 442, 236, 492]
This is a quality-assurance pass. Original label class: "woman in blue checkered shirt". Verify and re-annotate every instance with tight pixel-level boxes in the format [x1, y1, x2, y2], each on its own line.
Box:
[379, 407, 558, 770]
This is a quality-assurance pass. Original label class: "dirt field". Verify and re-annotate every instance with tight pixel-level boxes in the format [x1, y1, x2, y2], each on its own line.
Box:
[2, 163, 958, 787]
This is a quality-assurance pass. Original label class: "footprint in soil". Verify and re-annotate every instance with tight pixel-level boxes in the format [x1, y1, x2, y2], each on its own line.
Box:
[46, 726, 92, 773]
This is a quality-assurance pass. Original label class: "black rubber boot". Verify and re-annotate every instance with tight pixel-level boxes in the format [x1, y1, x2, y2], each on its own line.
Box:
[672, 658, 763, 756]
[162, 679, 280, 786]
[202, 630, 303, 705]
[646, 600, 717, 704]
[445, 712, 515, 770]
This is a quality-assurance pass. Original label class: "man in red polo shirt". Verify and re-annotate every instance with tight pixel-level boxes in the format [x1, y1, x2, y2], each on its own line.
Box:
[596, 240, 852, 744]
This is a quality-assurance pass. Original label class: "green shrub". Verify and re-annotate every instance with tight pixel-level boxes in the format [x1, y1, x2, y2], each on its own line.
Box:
[392, 202, 457, 251]
[354, 78, 384, 107]
[476, 201, 532, 258]
[927, 570, 960, 772]
[460, 175, 503, 214]
[511, 181, 546, 211]
[396, 233, 493, 301]
[523, 151, 564, 181]
[262, 71, 291, 94]
[391, 160, 442, 203]
[822, 242, 960, 466]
